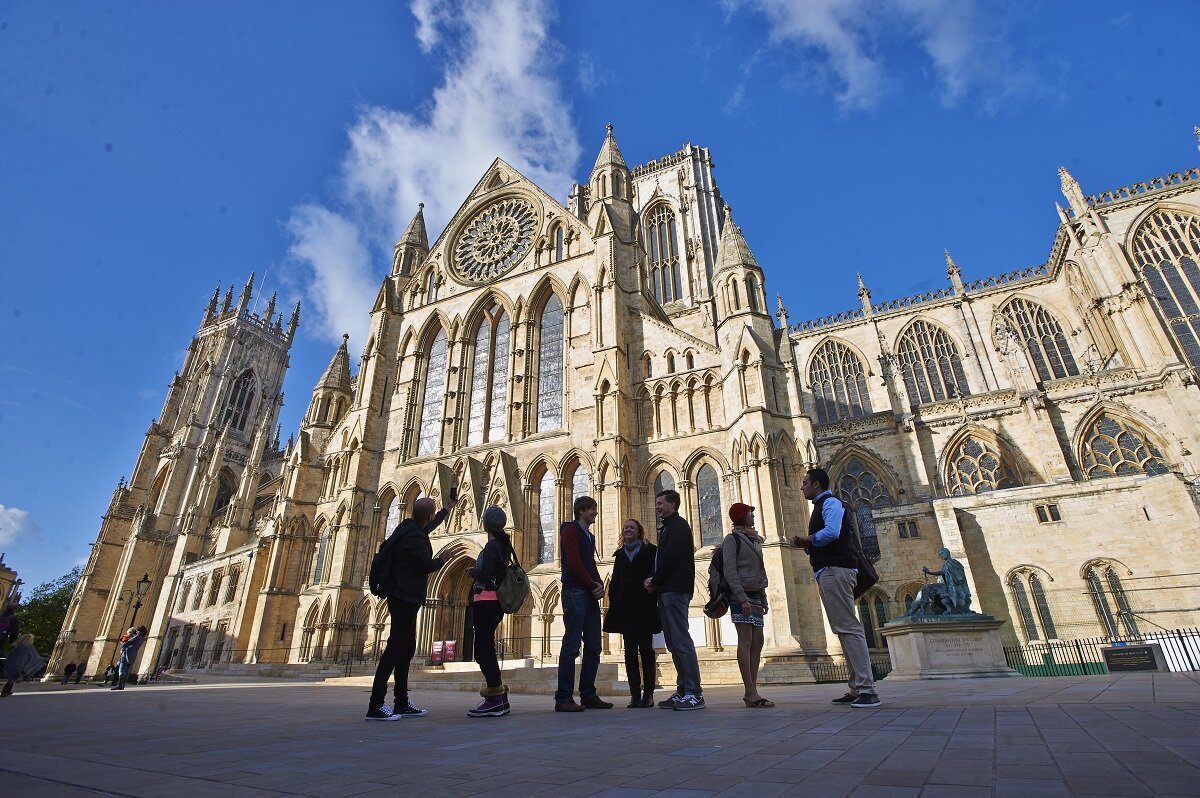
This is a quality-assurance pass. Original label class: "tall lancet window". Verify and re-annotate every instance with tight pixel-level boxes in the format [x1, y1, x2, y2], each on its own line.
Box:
[222, 370, 256, 432]
[418, 330, 449, 456]
[1130, 209, 1200, 369]
[999, 298, 1079, 382]
[647, 205, 683, 304]
[537, 296, 565, 431]
[896, 320, 970, 407]
[809, 340, 873, 423]
[696, 464, 723, 546]
[537, 470, 556, 564]
[467, 303, 510, 446]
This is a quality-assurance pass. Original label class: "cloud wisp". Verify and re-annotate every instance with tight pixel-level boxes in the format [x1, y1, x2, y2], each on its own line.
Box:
[727, 0, 1037, 113]
[0, 504, 38, 547]
[286, 0, 581, 346]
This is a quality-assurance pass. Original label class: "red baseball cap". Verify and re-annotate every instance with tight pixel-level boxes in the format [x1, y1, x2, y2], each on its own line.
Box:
[728, 502, 754, 524]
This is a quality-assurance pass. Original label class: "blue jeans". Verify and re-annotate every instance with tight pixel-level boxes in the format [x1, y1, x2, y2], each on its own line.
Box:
[658, 591, 702, 696]
[555, 587, 601, 702]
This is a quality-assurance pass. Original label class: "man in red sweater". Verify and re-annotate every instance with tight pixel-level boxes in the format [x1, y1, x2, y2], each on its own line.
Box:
[554, 496, 614, 712]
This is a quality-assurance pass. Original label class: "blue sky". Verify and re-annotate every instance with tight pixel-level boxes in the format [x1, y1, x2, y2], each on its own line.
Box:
[1, 0, 1198, 591]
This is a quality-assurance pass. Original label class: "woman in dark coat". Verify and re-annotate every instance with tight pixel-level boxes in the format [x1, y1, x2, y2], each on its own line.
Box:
[603, 518, 661, 708]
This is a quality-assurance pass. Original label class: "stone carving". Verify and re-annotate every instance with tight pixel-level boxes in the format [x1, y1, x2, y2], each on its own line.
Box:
[904, 548, 974, 616]
[452, 197, 538, 283]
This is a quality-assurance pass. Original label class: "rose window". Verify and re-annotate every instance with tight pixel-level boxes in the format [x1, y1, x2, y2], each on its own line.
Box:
[452, 198, 537, 282]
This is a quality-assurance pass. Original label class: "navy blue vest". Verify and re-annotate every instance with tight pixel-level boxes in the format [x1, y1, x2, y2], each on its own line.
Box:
[807, 493, 857, 573]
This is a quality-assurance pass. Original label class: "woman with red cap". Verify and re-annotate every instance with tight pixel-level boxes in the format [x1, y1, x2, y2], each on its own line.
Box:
[722, 502, 773, 707]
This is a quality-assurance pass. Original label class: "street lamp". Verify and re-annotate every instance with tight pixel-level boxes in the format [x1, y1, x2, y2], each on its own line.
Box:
[130, 574, 152, 628]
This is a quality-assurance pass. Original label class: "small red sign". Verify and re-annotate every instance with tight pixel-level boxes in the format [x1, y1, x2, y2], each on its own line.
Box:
[431, 641, 444, 664]
[444, 640, 457, 662]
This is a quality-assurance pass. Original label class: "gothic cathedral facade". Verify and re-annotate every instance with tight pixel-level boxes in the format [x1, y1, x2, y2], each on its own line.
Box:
[54, 128, 1200, 680]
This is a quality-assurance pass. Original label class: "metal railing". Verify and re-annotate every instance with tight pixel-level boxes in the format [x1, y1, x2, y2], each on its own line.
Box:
[1004, 627, 1200, 676]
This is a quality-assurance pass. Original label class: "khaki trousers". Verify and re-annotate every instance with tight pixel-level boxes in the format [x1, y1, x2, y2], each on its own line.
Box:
[816, 565, 877, 695]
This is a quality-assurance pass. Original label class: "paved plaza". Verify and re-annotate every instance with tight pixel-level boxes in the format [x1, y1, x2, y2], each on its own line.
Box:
[2, 672, 1198, 797]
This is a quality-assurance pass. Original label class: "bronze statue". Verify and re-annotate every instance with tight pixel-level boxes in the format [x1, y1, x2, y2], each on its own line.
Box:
[904, 548, 973, 616]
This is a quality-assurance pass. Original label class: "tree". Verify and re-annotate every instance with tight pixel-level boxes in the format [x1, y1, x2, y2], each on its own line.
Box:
[19, 567, 81, 654]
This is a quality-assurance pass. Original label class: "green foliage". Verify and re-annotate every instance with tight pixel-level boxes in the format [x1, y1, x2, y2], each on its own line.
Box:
[19, 566, 82, 655]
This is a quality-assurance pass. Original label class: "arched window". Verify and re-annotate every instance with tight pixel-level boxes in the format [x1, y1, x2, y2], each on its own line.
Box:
[537, 470, 556, 564]
[417, 329, 449, 456]
[537, 296, 565, 432]
[646, 205, 682, 304]
[467, 303, 511, 446]
[696, 463, 723, 546]
[653, 470, 675, 496]
[731, 279, 741, 309]
[746, 275, 760, 312]
[222, 370, 256, 432]
[667, 352, 676, 373]
[896, 320, 970, 407]
[999, 299, 1079, 382]
[857, 593, 889, 649]
[424, 271, 436, 304]
[809, 340, 873, 423]
[211, 472, 235, 519]
[552, 226, 565, 263]
[835, 458, 894, 560]
[385, 496, 401, 535]
[1084, 562, 1138, 638]
[945, 435, 1023, 496]
[312, 530, 329, 585]
[1080, 413, 1169, 478]
[1130, 209, 1200, 369]
[1008, 570, 1057, 642]
[643, 353, 653, 379]
[685, 351, 695, 370]
[571, 464, 589, 502]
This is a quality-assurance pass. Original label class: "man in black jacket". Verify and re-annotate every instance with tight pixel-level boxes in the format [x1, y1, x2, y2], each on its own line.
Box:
[366, 494, 457, 721]
[643, 489, 704, 710]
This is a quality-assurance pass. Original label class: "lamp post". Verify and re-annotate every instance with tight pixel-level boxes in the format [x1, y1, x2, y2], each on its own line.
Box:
[129, 573, 152, 628]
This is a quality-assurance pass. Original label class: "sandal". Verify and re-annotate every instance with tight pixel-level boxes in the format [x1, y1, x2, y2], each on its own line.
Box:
[743, 697, 775, 708]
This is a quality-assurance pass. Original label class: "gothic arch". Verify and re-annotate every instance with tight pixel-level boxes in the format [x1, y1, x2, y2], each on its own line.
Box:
[638, 454, 684, 487]
[827, 444, 904, 500]
[993, 294, 1080, 382]
[939, 423, 1031, 496]
[683, 446, 732, 476]
[527, 274, 570, 317]
[557, 448, 596, 480]
[413, 310, 453, 352]
[893, 317, 971, 405]
[461, 288, 518, 336]
[1072, 401, 1174, 479]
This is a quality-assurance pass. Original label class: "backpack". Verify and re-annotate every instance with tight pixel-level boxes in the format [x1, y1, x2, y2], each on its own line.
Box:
[703, 533, 742, 619]
[496, 544, 530, 614]
[368, 527, 406, 599]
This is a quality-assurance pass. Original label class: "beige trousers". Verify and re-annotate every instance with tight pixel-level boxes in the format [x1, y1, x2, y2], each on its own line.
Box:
[817, 565, 877, 695]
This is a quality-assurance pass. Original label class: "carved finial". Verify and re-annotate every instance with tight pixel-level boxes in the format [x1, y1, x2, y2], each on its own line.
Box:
[222, 286, 233, 313]
[606, 123, 613, 135]
[286, 301, 301, 341]
[1059, 165, 1086, 216]
[945, 250, 965, 295]
[856, 272, 869, 298]
[264, 291, 277, 321]
[238, 272, 255, 309]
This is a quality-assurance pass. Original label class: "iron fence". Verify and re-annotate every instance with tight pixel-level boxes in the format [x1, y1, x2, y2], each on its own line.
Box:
[808, 652, 893, 684]
[1004, 627, 1200, 676]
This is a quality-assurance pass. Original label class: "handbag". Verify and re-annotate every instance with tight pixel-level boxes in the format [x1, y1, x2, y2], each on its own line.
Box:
[849, 532, 879, 599]
[495, 545, 530, 614]
[702, 589, 729, 619]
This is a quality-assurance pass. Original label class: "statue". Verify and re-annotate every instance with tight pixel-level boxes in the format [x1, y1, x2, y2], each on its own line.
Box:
[904, 548, 974, 617]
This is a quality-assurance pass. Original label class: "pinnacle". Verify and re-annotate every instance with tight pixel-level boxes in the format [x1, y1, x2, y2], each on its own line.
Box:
[397, 204, 429, 250]
[591, 123, 628, 176]
[315, 335, 353, 394]
[715, 206, 760, 274]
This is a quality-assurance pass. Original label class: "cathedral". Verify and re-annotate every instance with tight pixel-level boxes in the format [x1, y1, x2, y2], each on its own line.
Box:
[52, 127, 1200, 683]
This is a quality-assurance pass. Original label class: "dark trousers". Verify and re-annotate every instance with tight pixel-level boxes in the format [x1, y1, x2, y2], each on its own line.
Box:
[622, 632, 656, 692]
[370, 598, 420, 709]
[555, 587, 601, 702]
[472, 599, 503, 689]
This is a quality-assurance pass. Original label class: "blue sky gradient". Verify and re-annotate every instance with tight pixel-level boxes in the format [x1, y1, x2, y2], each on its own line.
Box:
[2, 1, 1198, 590]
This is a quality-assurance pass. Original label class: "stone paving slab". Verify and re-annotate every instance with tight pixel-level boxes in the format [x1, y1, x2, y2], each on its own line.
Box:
[1, 672, 1198, 796]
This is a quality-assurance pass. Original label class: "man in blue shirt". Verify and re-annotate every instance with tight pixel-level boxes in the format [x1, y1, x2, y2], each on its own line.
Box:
[793, 468, 881, 708]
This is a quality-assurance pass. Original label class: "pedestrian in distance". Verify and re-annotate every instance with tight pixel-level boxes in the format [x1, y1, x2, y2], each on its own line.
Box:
[102, 664, 117, 685]
[74, 665, 85, 684]
[112, 626, 147, 690]
[644, 489, 704, 711]
[554, 495, 613, 712]
[603, 518, 661, 708]
[61, 662, 77, 685]
[721, 503, 773, 708]
[465, 505, 513, 718]
[366, 493, 458, 721]
[793, 468, 881, 708]
[2, 634, 44, 697]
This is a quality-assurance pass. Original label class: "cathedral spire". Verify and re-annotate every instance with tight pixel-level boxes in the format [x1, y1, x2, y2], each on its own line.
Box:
[202, 286, 220, 327]
[286, 302, 300, 343]
[857, 273, 872, 314]
[238, 272, 255, 310]
[315, 334, 353, 394]
[1059, 166, 1087, 217]
[589, 124, 631, 203]
[222, 286, 233, 314]
[715, 205, 761, 275]
[945, 250, 965, 295]
[392, 204, 430, 276]
[263, 291, 277, 322]
[776, 294, 789, 326]
[591, 124, 628, 175]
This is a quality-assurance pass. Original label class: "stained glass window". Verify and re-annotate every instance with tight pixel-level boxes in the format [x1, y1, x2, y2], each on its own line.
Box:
[810, 340, 873, 423]
[1009, 570, 1057, 642]
[222, 370, 256, 432]
[537, 297, 564, 431]
[1030, 573, 1057, 640]
[312, 532, 328, 585]
[647, 205, 683, 304]
[835, 458, 894, 561]
[999, 299, 1079, 382]
[538, 471, 556, 564]
[1130, 209, 1200, 369]
[1085, 563, 1138, 638]
[1081, 414, 1169, 478]
[1010, 575, 1038, 641]
[467, 306, 510, 446]
[467, 321, 491, 446]
[896, 320, 970, 407]
[489, 313, 510, 442]
[946, 436, 1023, 495]
[571, 465, 589, 503]
[418, 330, 448, 455]
[696, 464, 723, 546]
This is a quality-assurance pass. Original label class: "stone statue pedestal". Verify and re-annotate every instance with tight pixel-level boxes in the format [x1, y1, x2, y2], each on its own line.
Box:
[881, 616, 1021, 680]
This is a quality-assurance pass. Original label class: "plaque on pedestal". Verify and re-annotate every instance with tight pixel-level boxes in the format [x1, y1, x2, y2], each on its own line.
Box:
[882, 615, 1022, 680]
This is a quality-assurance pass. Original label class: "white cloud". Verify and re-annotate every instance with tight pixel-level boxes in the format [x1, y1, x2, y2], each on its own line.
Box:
[728, 0, 1035, 112]
[285, 0, 581, 346]
[0, 505, 38, 547]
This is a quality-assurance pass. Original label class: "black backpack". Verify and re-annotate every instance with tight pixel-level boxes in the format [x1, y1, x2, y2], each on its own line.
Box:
[368, 527, 406, 599]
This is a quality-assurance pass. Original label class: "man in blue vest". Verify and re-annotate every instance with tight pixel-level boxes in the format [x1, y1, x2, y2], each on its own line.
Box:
[794, 468, 881, 708]
[554, 495, 613, 712]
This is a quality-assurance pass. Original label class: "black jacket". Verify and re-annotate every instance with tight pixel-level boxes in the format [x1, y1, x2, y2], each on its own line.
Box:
[651, 513, 696, 596]
[603, 542, 662, 636]
[388, 509, 449, 604]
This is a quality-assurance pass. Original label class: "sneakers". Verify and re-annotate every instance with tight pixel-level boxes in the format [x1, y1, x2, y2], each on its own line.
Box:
[468, 694, 510, 717]
[831, 692, 858, 704]
[581, 696, 614, 709]
[672, 693, 705, 711]
[850, 693, 881, 708]
[364, 705, 402, 721]
[658, 692, 682, 709]
[554, 699, 585, 712]
[393, 702, 429, 717]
